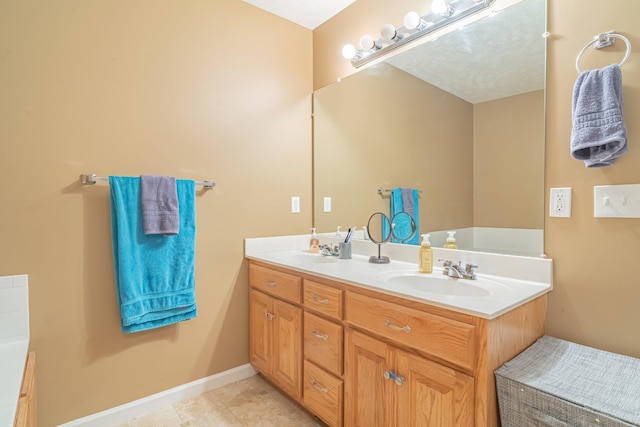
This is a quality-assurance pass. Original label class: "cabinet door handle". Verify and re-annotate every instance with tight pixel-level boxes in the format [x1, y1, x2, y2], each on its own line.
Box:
[383, 371, 405, 386]
[264, 312, 275, 320]
[311, 328, 329, 340]
[311, 294, 329, 305]
[310, 378, 329, 394]
[265, 280, 277, 287]
[384, 319, 411, 333]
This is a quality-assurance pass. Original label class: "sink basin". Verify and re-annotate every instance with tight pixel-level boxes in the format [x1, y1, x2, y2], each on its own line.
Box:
[379, 271, 502, 298]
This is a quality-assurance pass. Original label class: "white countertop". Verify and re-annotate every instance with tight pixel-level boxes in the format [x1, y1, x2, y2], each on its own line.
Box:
[0, 338, 29, 426]
[245, 234, 553, 319]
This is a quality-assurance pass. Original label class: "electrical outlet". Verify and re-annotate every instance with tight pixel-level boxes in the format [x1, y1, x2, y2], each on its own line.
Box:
[549, 187, 572, 217]
[291, 196, 300, 213]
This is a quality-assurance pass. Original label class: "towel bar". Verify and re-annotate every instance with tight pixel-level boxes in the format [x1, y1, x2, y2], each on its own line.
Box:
[576, 31, 631, 73]
[377, 187, 422, 194]
[80, 174, 216, 189]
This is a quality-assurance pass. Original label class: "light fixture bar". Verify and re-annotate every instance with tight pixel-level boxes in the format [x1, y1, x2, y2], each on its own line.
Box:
[350, 0, 495, 68]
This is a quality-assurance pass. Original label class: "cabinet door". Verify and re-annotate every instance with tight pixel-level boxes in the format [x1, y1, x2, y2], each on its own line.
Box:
[249, 290, 272, 374]
[396, 349, 474, 427]
[272, 298, 302, 399]
[344, 329, 395, 427]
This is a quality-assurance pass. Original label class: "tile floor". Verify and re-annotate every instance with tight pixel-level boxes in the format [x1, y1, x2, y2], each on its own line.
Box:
[112, 375, 327, 427]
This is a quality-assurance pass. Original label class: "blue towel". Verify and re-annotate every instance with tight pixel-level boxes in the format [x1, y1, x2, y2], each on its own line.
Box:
[109, 176, 197, 333]
[140, 175, 180, 236]
[384, 188, 420, 245]
[571, 64, 627, 168]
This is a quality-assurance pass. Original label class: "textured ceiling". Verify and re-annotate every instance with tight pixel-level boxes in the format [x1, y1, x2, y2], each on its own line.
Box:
[385, 0, 546, 104]
[241, 0, 356, 30]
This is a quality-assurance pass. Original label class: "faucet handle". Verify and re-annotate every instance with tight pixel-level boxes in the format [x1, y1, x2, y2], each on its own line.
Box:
[464, 263, 478, 280]
[438, 259, 452, 267]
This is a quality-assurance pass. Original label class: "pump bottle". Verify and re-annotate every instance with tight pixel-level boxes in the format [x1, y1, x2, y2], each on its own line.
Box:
[444, 231, 458, 249]
[419, 234, 433, 273]
[309, 228, 320, 253]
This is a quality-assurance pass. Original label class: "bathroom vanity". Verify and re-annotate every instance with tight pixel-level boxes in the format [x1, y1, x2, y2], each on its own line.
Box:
[246, 235, 552, 427]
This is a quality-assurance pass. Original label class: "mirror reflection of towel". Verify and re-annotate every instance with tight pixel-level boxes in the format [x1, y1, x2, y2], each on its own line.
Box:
[571, 64, 627, 168]
[389, 188, 420, 245]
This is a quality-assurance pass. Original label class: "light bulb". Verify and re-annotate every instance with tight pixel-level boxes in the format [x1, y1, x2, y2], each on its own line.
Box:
[342, 44, 356, 59]
[403, 11, 421, 30]
[431, 0, 449, 15]
[381, 23, 398, 41]
[359, 35, 375, 50]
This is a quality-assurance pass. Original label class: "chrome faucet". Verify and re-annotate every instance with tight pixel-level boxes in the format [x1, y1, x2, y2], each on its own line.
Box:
[439, 259, 478, 280]
[319, 244, 339, 257]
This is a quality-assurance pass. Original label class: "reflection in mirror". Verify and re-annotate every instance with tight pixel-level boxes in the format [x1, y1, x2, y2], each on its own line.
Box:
[367, 212, 391, 264]
[391, 212, 417, 244]
[313, 0, 546, 257]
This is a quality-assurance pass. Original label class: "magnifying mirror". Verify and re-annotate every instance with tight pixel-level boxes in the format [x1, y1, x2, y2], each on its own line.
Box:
[367, 212, 391, 264]
[391, 211, 417, 244]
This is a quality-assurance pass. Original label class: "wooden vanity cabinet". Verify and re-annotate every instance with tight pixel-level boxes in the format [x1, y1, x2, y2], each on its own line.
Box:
[344, 293, 475, 427]
[14, 351, 37, 427]
[249, 265, 303, 399]
[302, 279, 345, 427]
[248, 260, 546, 427]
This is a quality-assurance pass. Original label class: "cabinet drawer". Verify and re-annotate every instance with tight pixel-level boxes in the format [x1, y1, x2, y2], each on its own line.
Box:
[345, 291, 476, 370]
[303, 361, 343, 427]
[303, 280, 343, 320]
[304, 312, 343, 376]
[250, 264, 301, 304]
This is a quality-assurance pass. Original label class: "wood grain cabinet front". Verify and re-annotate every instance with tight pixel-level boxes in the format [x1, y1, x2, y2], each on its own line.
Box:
[249, 289, 302, 399]
[247, 260, 547, 427]
[14, 351, 37, 427]
[304, 311, 343, 376]
[303, 361, 343, 427]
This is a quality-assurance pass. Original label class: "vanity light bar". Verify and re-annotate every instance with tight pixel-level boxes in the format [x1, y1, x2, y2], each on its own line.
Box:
[348, 0, 495, 68]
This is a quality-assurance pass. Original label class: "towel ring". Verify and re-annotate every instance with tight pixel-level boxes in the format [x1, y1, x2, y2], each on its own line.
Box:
[576, 31, 631, 73]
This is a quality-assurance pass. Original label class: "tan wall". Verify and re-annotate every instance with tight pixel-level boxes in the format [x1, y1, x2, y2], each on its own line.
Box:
[474, 91, 545, 229]
[314, 0, 640, 360]
[313, 63, 474, 234]
[545, 0, 640, 357]
[0, 1, 312, 425]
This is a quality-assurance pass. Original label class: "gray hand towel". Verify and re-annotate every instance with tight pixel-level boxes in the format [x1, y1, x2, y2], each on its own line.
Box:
[570, 64, 627, 168]
[140, 175, 180, 235]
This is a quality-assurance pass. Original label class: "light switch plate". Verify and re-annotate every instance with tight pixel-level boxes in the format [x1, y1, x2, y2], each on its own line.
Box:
[594, 184, 640, 218]
[291, 196, 300, 213]
[549, 187, 572, 217]
[323, 197, 332, 213]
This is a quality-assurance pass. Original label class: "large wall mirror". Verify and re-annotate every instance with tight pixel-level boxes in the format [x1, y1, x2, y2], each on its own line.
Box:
[313, 0, 546, 257]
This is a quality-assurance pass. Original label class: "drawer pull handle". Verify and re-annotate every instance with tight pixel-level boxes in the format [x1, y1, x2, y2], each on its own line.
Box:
[384, 319, 411, 333]
[264, 312, 275, 320]
[265, 280, 277, 287]
[383, 371, 405, 386]
[311, 329, 329, 340]
[312, 295, 329, 305]
[310, 378, 329, 394]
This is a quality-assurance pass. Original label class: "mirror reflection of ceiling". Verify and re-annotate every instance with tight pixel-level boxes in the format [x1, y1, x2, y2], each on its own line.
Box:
[241, 0, 355, 30]
[386, 0, 545, 103]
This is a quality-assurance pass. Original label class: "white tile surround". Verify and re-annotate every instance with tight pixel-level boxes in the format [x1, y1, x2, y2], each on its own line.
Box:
[0, 274, 30, 427]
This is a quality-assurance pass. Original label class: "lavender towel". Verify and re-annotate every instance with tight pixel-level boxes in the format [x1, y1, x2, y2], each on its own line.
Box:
[140, 175, 180, 235]
[570, 64, 627, 168]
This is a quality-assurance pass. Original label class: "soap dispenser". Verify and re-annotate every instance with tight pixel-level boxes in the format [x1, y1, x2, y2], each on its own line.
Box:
[309, 228, 320, 253]
[419, 234, 433, 273]
[444, 231, 458, 249]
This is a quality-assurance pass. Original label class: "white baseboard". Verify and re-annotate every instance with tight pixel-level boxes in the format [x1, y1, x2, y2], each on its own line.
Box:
[58, 363, 257, 427]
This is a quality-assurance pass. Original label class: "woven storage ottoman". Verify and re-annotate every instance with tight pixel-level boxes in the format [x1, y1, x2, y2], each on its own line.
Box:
[495, 336, 640, 427]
